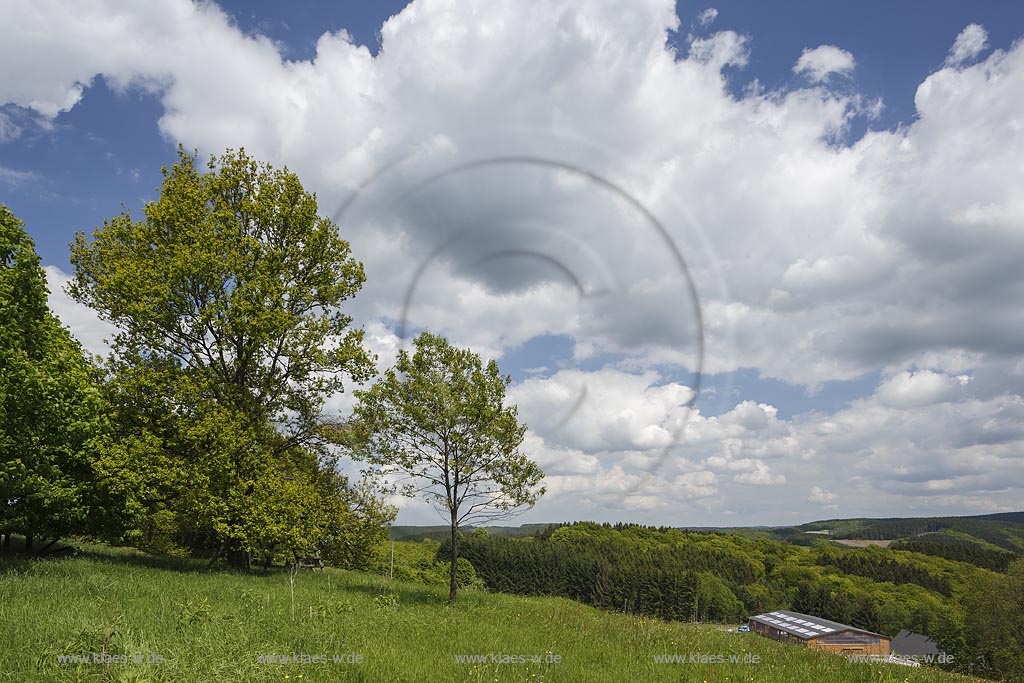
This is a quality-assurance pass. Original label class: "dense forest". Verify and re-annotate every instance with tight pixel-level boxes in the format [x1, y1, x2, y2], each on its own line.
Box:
[817, 515, 1024, 553]
[891, 538, 1017, 572]
[441, 521, 1024, 681]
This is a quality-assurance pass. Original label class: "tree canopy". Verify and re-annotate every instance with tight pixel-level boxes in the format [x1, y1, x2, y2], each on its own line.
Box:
[68, 149, 387, 565]
[1, 205, 105, 547]
[69, 147, 374, 436]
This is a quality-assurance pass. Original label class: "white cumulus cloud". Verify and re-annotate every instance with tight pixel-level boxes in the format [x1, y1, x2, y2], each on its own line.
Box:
[697, 8, 718, 26]
[808, 486, 838, 507]
[793, 45, 855, 82]
[946, 23, 988, 67]
[44, 266, 116, 356]
[4, 0, 1024, 522]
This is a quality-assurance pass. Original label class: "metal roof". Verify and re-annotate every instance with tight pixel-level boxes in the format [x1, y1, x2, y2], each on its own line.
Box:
[891, 630, 942, 656]
[748, 609, 887, 640]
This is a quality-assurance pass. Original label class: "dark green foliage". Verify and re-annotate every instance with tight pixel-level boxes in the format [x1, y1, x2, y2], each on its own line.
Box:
[843, 516, 1024, 553]
[815, 549, 954, 595]
[387, 523, 554, 542]
[892, 539, 1016, 572]
[850, 597, 882, 633]
[446, 523, 756, 623]
[975, 511, 1024, 525]
[791, 582, 827, 616]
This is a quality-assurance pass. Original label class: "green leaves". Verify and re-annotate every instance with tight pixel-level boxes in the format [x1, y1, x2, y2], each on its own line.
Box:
[1, 205, 106, 541]
[350, 332, 545, 599]
[963, 559, 1024, 678]
[67, 148, 382, 561]
[353, 332, 544, 525]
[70, 146, 374, 429]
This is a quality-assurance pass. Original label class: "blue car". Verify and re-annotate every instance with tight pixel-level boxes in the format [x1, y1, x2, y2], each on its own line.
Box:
[738, 625, 750, 632]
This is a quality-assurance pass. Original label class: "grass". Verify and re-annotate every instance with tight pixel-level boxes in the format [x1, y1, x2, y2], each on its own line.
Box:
[0, 544, 984, 683]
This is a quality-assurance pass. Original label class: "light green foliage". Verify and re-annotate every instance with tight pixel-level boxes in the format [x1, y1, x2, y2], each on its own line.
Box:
[0, 205, 105, 542]
[67, 149, 386, 561]
[695, 573, 745, 623]
[963, 558, 1024, 679]
[351, 332, 544, 600]
[69, 146, 374, 433]
[375, 539, 482, 589]
[317, 474, 396, 570]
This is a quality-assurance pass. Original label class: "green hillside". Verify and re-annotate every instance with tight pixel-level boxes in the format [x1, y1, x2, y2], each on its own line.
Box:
[675, 512, 1024, 558]
[780, 514, 1024, 560]
[825, 517, 1024, 552]
[0, 546, 986, 683]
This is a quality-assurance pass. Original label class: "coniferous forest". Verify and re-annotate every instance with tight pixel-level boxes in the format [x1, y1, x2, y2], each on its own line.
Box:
[443, 521, 1024, 680]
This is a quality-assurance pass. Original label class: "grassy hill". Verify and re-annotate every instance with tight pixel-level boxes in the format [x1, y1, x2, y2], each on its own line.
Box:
[0, 545, 984, 683]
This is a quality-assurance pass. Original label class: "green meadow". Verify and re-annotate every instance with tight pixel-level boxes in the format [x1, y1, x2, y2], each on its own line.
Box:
[1, 545, 981, 683]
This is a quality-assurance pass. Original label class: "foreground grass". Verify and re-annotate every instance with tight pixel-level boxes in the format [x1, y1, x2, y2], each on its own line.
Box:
[0, 546, 981, 682]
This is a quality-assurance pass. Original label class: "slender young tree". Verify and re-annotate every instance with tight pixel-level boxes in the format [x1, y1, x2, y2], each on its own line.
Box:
[350, 332, 545, 601]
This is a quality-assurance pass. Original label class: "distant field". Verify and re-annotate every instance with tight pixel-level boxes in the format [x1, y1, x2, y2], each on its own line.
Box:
[0, 546, 985, 683]
[833, 539, 893, 548]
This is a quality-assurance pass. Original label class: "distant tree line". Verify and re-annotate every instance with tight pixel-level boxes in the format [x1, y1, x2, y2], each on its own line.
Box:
[444, 522, 969, 626]
[846, 517, 1024, 553]
[892, 539, 1016, 572]
[814, 550, 953, 596]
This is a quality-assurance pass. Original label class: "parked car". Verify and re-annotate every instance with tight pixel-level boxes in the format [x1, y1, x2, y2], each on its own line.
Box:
[738, 625, 750, 632]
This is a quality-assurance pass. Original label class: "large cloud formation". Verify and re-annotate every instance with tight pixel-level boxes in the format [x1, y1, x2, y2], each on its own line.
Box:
[3, 0, 1023, 523]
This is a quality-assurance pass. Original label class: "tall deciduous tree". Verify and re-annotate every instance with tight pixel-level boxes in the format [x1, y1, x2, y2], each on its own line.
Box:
[69, 148, 379, 564]
[1, 205, 105, 550]
[351, 332, 545, 601]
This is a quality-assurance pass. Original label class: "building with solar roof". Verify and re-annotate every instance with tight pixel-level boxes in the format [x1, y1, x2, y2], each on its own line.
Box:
[748, 610, 890, 655]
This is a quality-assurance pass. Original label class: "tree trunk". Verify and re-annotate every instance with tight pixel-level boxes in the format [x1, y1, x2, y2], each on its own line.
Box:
[449, 513, 459, 603]
[25, 534, 33, 552]
[207, 542, 225, 569]
[1, 532, 8, 551]
[227, 548, 252, 571]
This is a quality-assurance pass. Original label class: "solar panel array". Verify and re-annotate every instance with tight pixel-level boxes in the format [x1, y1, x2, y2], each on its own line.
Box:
[754, 611, 838, 639]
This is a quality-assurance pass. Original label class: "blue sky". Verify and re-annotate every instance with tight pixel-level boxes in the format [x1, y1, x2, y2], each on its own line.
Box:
[7, 1, 1024, 269]
[3, 0, 1024, 525]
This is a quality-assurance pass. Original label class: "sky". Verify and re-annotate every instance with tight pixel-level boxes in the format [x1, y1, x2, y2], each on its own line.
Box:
[2, 0, 1024, 527]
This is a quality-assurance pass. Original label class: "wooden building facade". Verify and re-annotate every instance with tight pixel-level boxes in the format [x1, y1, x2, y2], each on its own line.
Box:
[749, 610, 890, 655]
